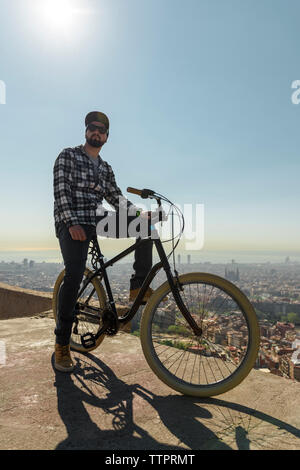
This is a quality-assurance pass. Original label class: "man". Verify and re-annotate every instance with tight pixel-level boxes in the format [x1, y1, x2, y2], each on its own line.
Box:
[53, 111, 153, 372]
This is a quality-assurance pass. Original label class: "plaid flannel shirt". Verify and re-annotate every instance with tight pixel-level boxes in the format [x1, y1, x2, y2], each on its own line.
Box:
[53, 145, 138, 237]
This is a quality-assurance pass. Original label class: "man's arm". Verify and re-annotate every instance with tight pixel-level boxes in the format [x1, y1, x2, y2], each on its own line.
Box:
[53, 149, 80, 228]
[104, 164, 140, 214]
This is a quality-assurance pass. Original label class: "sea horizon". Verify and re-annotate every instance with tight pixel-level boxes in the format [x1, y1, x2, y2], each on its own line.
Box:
[1, 249, 300, 265]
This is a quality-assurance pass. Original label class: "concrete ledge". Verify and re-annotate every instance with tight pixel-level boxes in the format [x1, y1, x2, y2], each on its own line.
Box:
[0, 282, 52, 320]
[0, 315, 300, 450]
[0, 281, 134, 333]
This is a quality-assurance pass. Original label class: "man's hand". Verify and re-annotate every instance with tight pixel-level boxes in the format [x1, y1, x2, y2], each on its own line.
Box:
[140, 210, 167, 223]
[69, 224, 87, 241]
[140, 211, 152, 220]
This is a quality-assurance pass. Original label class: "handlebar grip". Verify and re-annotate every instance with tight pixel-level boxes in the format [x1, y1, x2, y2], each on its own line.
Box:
[127, 187, 143, 196]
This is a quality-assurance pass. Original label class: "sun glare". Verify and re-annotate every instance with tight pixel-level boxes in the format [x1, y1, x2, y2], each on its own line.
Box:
[27, 0, 98, 46]
[38, 0, 80, 34]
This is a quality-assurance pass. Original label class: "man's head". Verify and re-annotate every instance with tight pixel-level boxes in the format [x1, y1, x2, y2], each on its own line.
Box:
[85, 111, 109, 149]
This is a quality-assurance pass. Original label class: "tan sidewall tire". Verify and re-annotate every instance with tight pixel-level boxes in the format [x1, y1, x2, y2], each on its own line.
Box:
[52, 268, 107, 352]
[140, 272, 260, 397]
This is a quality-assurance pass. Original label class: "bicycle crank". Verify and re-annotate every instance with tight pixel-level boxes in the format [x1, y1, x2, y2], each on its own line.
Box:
[102, 307, 119, 336]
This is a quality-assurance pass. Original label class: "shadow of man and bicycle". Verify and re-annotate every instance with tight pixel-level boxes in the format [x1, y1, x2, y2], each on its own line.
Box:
[52, 352, 300, 450]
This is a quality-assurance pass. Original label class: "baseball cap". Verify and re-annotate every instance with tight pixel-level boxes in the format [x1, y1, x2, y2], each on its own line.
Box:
[85, 111, 109, 129]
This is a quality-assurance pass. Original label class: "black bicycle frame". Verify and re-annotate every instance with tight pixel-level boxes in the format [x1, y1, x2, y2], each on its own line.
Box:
[79, 234, 202, 337]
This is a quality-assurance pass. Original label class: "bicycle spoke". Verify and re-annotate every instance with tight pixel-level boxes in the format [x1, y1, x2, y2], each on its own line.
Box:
[57, 270, 107, 350]
[149, 279, 251, 388]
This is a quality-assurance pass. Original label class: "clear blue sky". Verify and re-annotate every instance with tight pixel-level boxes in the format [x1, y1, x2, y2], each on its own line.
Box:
[0, 0, 299, 254]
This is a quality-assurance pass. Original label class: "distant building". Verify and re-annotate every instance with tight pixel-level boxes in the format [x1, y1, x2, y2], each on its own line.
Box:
[177, 254, 181, 264]
[225, 260, 239, 281]
[187, 255, 191, 264]
[279, 353, 300, 381]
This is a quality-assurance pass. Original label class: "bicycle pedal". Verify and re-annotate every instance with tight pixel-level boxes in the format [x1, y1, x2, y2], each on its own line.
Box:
[81, 333, 96, 349]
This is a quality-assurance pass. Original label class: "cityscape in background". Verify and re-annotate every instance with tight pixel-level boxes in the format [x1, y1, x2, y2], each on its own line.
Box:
[1, 250, 300, 382]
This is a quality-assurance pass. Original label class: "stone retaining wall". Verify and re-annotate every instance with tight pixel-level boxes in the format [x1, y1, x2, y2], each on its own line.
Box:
[0, 282, 52, 320]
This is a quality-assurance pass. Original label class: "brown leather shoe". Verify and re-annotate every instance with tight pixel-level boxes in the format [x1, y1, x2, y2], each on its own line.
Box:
[54, 344, 74, 372]
[129, 287, 168, 303]
[129, 287, 154, 303]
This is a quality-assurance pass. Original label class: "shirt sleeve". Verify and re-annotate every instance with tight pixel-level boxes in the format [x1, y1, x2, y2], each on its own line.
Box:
[104, 164, 139, 214]
[53, 149, 79, 228]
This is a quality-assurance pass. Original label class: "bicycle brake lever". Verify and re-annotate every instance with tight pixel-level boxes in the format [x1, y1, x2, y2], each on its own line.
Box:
[141, 188, 155, 199]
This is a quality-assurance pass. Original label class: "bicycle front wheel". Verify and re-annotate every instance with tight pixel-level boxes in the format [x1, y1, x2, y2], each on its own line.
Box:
[53, 268, 107, 352]
[140, 272, 260, 397]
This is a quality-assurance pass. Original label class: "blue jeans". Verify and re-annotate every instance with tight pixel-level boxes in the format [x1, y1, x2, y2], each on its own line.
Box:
[54, 217, 153, 345]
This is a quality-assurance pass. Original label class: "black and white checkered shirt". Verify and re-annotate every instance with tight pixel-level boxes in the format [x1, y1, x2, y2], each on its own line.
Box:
[53, 145, 137, 237]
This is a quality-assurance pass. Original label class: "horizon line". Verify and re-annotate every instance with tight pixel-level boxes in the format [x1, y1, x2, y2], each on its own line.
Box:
[0, 248, 300, 254]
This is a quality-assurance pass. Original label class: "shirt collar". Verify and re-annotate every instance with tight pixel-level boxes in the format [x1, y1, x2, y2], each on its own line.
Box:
[80, 144, 103, 163]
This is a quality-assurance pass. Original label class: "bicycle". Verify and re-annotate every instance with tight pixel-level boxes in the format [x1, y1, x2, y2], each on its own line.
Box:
[53, 187, 260, 397]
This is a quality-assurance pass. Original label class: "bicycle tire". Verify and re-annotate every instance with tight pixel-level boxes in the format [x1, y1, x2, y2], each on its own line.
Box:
[52, 268, 107, 352]
[140, 272, 260, 397]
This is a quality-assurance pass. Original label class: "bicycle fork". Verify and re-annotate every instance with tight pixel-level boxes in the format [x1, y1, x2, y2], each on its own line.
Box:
[166, 272, 203, 337]
[154, 239, 203, 337]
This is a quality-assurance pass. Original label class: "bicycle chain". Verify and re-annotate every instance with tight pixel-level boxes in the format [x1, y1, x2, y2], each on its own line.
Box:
[88, 236, 102, 271]
[102, 307, 119, 336]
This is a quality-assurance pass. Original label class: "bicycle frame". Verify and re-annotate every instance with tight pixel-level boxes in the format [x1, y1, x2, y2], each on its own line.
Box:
[78, 231, 202, 337]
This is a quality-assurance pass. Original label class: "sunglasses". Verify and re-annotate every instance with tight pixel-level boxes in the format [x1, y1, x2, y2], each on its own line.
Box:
[86, 123, 108, 134]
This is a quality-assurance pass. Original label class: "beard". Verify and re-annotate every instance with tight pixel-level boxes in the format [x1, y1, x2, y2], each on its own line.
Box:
[86, 135, 104, 148]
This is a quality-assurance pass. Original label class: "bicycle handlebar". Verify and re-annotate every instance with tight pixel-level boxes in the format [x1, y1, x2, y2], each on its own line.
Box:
[127, 187, 155, 199]
[127, 187, 142, 196]
[127, 187, 185, 252]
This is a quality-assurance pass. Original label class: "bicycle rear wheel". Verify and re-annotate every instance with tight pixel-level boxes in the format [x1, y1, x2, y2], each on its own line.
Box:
[140, 272, 260, 397]
[52, 268, 107, 352]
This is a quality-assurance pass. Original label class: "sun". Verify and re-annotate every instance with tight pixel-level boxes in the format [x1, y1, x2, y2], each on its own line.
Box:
[29, 0, 92, 47]
[39, 0, 78, 33]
